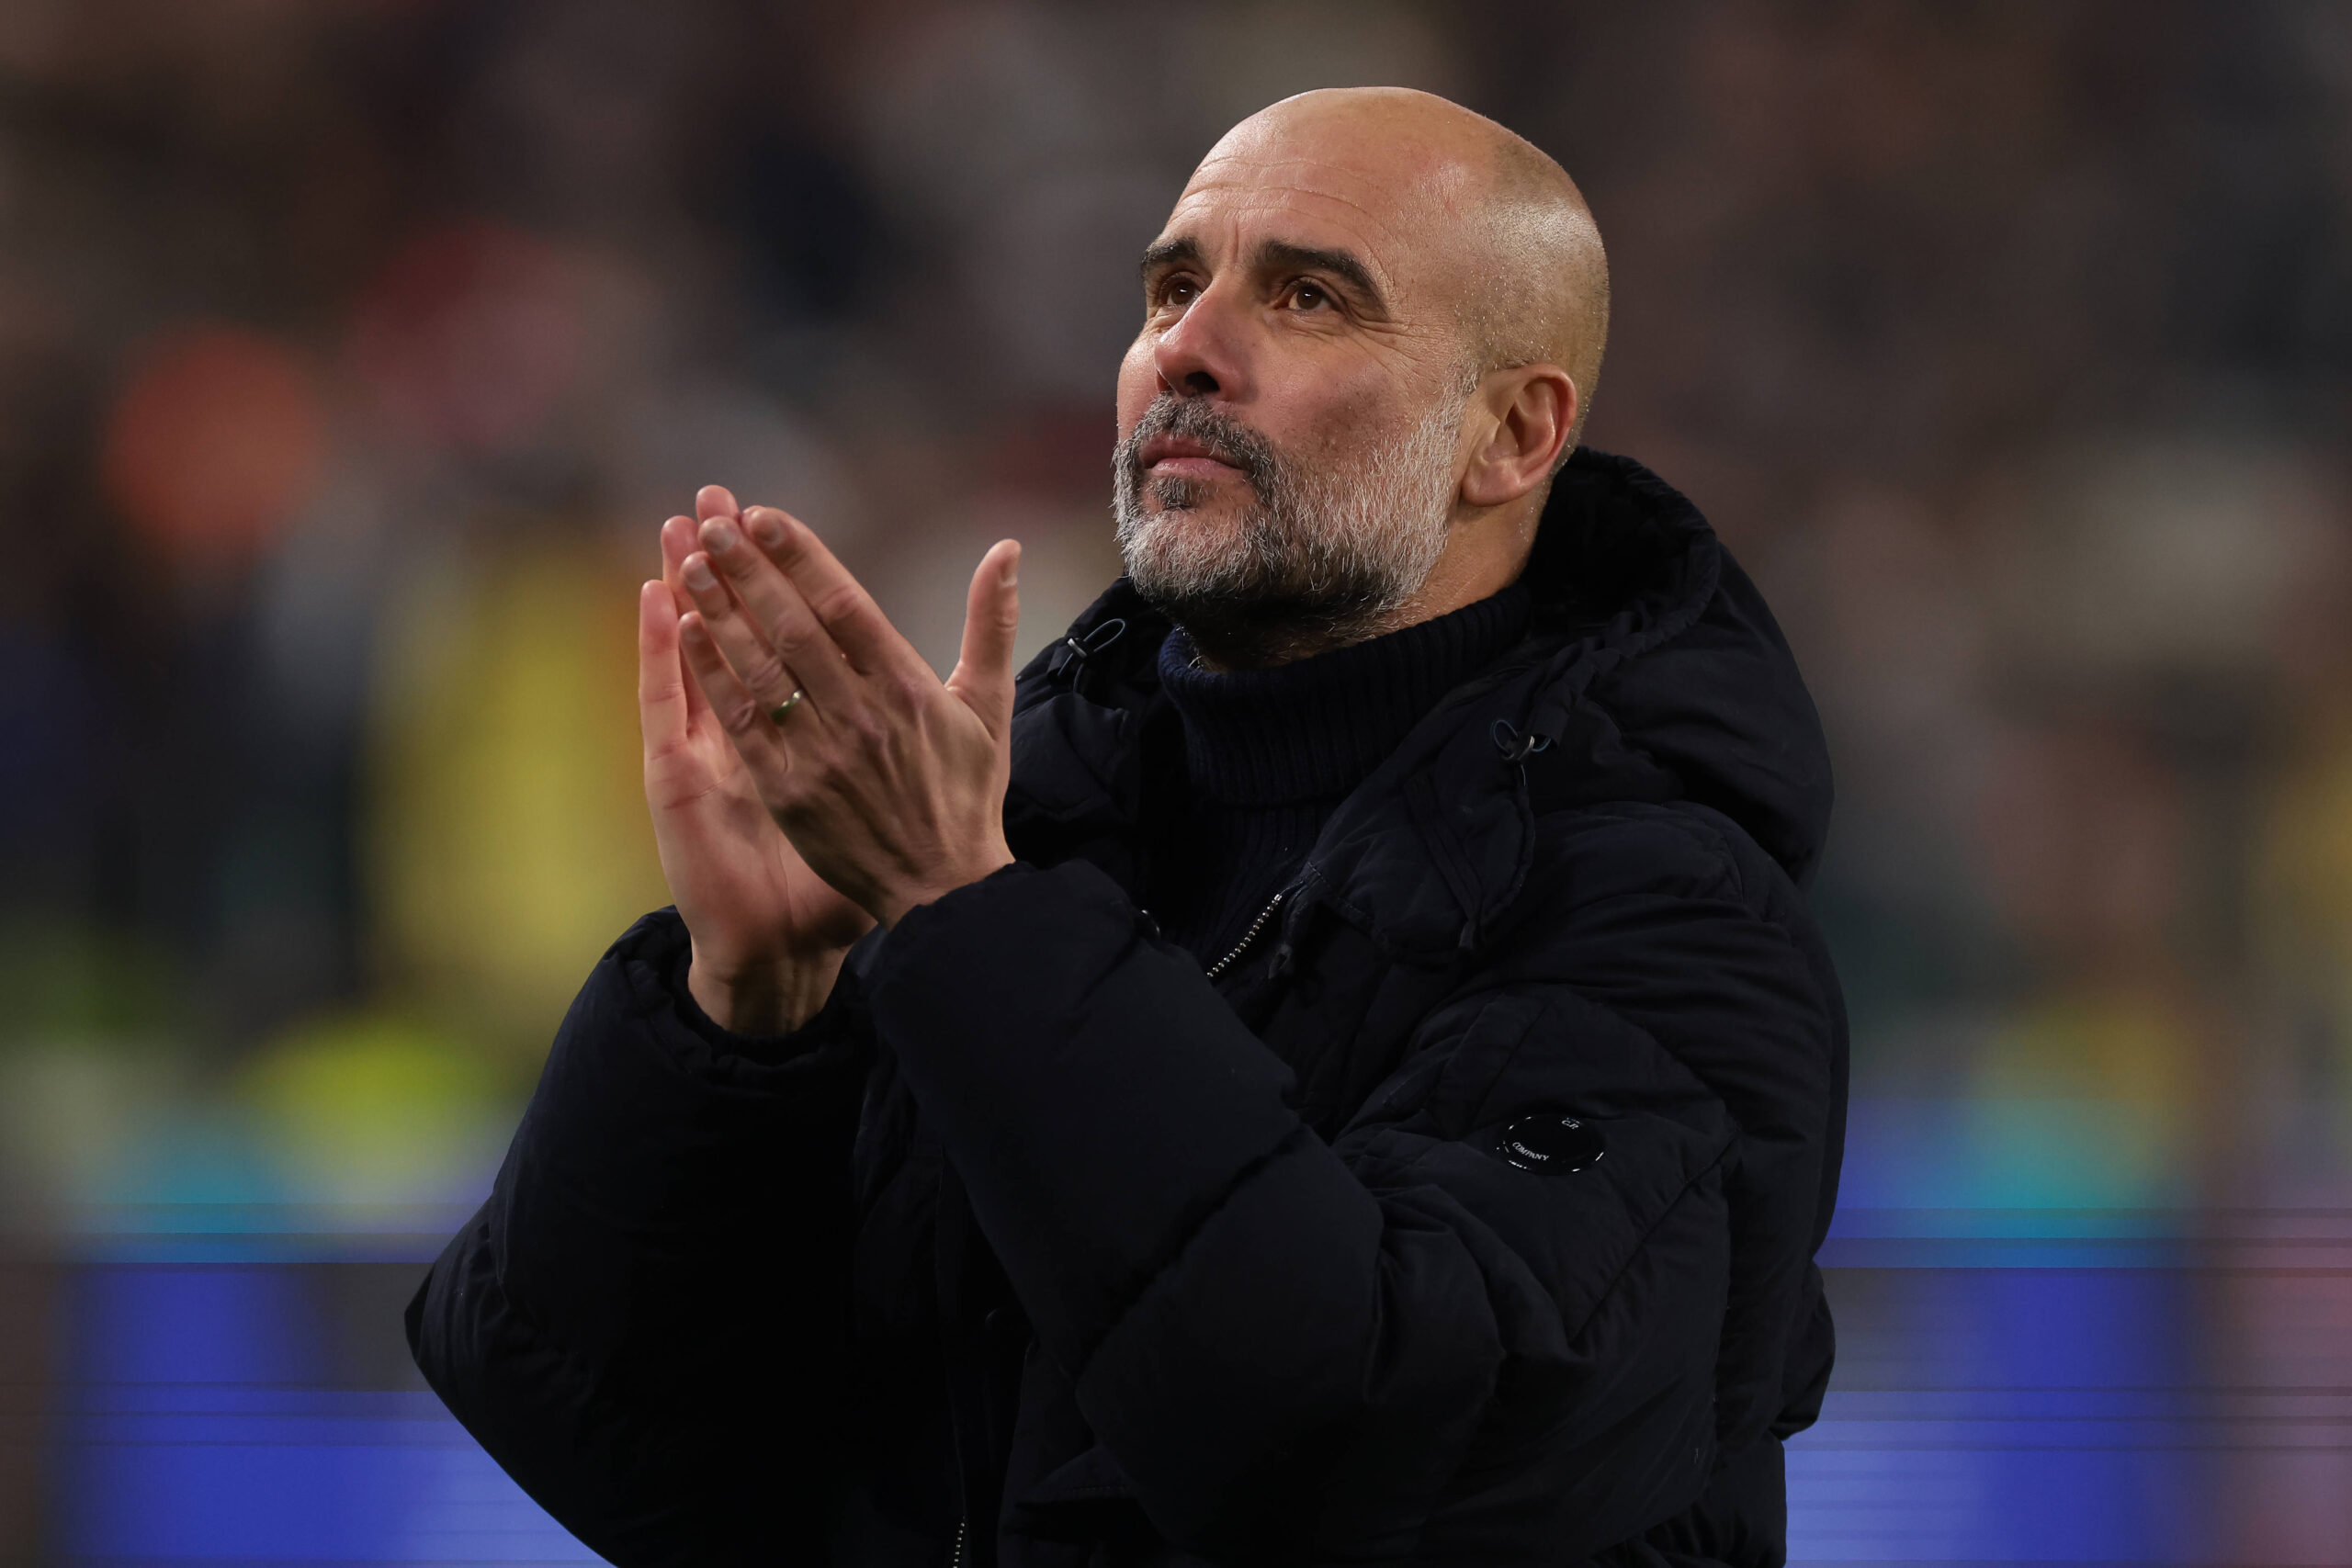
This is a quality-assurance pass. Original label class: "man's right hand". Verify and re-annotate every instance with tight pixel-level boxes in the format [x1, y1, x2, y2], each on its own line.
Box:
[639, 485, 876, 1034]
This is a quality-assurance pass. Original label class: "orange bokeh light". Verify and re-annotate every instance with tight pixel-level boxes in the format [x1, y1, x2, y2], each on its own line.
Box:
[101, 323, 326, 564]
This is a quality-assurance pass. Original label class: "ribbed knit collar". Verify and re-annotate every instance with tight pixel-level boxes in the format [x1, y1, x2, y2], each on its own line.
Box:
[1157, 582, 1532, 808]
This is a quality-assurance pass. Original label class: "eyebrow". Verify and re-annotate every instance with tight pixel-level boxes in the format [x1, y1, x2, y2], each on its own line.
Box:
[1254, 240, 1386, 313]
[1139, 235, 1204, 279]
[1139, 235, 1390, 315]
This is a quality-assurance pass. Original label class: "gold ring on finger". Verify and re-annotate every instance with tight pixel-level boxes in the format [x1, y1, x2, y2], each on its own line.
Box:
[767, 690, 804, 724]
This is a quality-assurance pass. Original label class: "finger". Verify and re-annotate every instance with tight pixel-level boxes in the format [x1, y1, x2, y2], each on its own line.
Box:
[695, 514, 862, 705]
[739, 506, 925, 678]
[658, 517, 712, 720]
[695, 484, 740, 524]
[946, 540, 1022, 739]
[678, 609, 778, 742]
[661, 515, 697, 596]
[680, 547, 826, 714]
[638, 580, 692, 757]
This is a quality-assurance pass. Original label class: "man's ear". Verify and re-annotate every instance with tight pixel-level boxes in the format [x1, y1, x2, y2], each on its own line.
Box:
[1461, 365, 1577, 509]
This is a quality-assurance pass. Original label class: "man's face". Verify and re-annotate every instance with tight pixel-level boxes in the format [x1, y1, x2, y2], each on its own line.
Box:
[1113, 118, 1479, 660]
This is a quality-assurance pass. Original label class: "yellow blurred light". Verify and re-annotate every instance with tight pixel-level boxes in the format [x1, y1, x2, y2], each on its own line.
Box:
[366, 540, 669, 1052]
[1970, 988, 2204, 1208]
[240, 1010, 507, 1208]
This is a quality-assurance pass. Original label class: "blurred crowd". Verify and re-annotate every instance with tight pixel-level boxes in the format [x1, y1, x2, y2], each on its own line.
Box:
[1, 0, 2349, 1559]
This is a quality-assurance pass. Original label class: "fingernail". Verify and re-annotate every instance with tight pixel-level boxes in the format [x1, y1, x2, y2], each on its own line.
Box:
[747, 510, 785, 547]
[702, 518, 740, 554]
[684, 556, 717, 590]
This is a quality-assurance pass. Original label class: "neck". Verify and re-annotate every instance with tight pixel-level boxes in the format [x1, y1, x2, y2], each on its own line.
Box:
[1159, 580, 1537, 806]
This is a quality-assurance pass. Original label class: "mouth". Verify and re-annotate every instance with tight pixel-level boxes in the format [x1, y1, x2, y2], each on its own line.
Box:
[1138, 434, 1243, 480]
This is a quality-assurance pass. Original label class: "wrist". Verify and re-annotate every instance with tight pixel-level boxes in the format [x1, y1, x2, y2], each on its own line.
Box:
[686, 941, 848, 1035]
[874, 850, 1018, 930]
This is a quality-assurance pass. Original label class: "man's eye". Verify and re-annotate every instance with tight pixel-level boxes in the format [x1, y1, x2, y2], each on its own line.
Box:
[1287, 281, 1329, 311]
[1159, 277, 1199, 306]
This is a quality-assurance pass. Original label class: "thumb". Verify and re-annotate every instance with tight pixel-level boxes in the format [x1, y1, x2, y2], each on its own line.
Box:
[945, 539, 1022, 739]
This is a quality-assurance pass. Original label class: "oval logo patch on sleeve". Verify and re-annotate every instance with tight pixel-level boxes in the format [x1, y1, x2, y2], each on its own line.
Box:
[1497, 1114, 1607, 1174]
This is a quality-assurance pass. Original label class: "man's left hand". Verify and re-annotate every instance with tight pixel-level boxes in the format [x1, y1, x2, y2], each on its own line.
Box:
[673, 502, 1022, 929]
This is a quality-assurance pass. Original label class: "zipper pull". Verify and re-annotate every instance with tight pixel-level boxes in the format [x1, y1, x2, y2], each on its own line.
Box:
[1047, 616, 1127, 688]
[1490, 717, 1554, 764]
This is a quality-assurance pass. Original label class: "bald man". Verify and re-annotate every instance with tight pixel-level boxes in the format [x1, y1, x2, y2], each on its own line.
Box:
[410, 89, 1845, 1568]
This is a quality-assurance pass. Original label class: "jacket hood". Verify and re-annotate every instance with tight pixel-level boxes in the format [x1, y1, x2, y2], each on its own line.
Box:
[1006, 448, 1833, 956]
[1516, 449, 1833, 888]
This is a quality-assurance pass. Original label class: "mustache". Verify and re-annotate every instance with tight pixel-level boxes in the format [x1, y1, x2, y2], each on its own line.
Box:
[1116, 395, 1280, 498]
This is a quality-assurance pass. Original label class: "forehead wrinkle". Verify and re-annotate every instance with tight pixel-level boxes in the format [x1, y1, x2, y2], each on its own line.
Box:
[1183, 151, 1458, 228]
[1178, 140, 1489, 290]
[1172, 175, 1412, 240]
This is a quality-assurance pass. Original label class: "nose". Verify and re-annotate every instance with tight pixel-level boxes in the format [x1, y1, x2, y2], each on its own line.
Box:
[1151, 285, 1250, 402]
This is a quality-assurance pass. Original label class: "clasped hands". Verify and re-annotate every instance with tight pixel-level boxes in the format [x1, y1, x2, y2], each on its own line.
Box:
[638, 483, 1021, 1033]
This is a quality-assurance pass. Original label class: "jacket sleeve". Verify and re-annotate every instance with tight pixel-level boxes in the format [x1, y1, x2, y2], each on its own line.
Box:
[867, 852, 1825, 1563]
[405, 908, 874, 1566]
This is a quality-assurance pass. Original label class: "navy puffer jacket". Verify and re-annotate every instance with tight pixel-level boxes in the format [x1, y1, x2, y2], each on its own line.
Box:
[407, 450, 1848, 1567]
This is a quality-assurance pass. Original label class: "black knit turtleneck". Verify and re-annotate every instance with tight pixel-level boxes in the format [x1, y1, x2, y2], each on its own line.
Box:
[1148, 581, 1532, 964]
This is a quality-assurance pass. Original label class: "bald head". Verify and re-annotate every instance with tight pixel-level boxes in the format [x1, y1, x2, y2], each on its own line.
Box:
[1201, 87, 1610, 447]
[1114, 88, 1607, 666]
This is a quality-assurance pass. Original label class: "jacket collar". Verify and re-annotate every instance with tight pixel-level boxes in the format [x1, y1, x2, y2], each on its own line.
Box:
[1002, 448, 1833, 962]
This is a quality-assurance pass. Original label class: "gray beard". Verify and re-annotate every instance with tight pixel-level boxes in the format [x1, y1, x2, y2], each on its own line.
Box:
[1112, 391, 1463, 667]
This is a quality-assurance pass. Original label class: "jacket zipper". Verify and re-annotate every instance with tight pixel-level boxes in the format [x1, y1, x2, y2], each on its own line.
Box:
[950, 1517, 967, 1568]
[1204, 890, 1285, 981]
